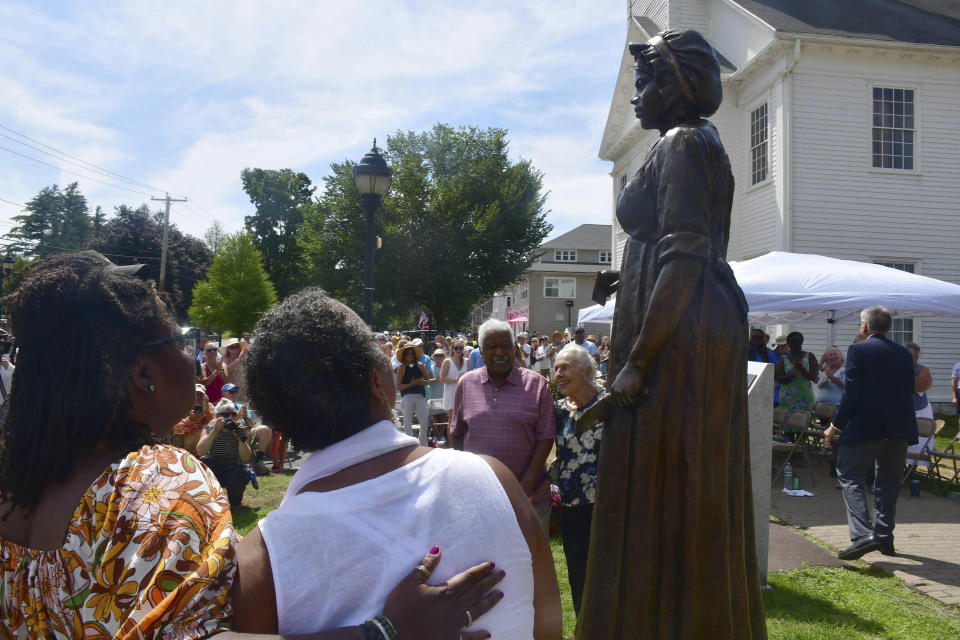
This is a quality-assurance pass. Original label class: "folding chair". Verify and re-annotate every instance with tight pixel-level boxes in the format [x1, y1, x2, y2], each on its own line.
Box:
[930, 425, 960, 494]
[772, 406, 788, 440]
[902, 417, 938, 484]
[772, 411, 815, 487]
[813, 402, 838, 427]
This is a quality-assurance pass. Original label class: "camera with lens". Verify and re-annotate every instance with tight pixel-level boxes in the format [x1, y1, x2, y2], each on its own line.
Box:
[222, 417, 247, 442]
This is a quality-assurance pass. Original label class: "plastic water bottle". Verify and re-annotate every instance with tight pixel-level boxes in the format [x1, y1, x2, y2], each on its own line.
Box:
[248, 467, 259, 490]
[783, 463, 793, 491]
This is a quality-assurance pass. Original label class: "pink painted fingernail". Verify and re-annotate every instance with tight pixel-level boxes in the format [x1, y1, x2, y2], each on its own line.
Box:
[498, 591, 505, 599]
[498, 570, 506, 578]
[489, 562, 495, 569]
[430, 546, 439, 554]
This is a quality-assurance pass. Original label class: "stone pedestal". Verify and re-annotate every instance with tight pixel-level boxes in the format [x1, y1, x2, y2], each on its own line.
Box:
[747, 361, 773, 586]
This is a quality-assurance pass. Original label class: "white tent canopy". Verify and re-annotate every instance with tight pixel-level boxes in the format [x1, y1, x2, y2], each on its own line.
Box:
[577, 296, 615, 326]
[576, 252, 960, 345]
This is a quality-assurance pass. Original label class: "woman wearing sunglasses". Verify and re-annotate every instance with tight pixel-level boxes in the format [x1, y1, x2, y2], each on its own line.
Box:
[199, 341, 226, 403]
[195, 398, 254, 507]
[439, 338, 471, 426]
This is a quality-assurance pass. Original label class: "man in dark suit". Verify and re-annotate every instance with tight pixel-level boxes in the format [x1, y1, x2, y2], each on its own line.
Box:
[824, 305, 918, 560]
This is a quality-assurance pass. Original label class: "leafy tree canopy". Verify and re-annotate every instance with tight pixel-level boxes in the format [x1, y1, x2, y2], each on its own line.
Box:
[4, 182, 92, 258]
[241, 168, 314, 299]
[301, 124, 551, 329]
[203, 221, 228, 255]
[188, 232, 277, 335]
[86, 204, 212, 320]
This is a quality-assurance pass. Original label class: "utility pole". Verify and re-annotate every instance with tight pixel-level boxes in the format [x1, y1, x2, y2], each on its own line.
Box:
[150, 192, 187, 292]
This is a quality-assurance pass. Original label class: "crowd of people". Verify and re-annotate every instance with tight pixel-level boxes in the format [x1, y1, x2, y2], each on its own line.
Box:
[1, 250, 952, 639]
[0, 252, 628, 640]
[751, 309, 936, 561]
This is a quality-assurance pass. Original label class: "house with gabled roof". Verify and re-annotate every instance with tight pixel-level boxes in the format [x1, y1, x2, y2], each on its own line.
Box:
[602, 0, 960, 402]
[472, 224, 613, 338]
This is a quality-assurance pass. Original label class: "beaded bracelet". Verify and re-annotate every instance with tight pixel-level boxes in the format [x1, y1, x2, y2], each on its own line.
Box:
[360, 615, 398, 640]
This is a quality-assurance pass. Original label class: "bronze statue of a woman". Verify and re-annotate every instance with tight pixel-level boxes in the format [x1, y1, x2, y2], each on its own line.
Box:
[577, 30, 766, 638]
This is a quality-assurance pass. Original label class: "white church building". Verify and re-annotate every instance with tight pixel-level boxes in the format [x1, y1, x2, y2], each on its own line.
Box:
[600, 0, 960, 403]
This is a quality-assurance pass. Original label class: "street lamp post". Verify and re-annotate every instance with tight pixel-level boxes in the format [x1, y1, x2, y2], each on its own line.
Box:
[352, 140, 393, 327]
[564, 299, 575, 331]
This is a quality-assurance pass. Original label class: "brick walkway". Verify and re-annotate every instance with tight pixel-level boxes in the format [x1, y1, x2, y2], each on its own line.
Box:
[770, 463, 960, 606]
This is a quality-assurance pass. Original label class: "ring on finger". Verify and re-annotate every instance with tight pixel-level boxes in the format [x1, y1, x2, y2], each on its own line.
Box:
[415, 564, 430, 580]
[465, 609, 473, 628]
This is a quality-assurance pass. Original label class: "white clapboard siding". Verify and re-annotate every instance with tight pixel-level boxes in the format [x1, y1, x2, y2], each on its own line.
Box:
[788, 50, 960, 401]
[604, 3, 960, 401]
[631, 0, 668, 29]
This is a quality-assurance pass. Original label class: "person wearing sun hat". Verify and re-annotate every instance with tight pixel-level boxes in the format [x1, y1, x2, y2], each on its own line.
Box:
[172, 383, 214, 454]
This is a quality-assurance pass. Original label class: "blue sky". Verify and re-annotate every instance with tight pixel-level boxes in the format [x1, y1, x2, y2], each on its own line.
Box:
[0, 1, 628, 243]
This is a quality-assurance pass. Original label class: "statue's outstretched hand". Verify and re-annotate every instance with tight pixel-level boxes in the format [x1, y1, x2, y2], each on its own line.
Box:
[610, 364, 647, 407]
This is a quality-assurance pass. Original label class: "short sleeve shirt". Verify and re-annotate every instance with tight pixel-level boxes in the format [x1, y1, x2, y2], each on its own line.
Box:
[953, 362, 960, 388]
[0, 444, 236, 640]
[468, 348, 484, 370]
[577, 340, 599, 356]
[450, 365, 556, 505]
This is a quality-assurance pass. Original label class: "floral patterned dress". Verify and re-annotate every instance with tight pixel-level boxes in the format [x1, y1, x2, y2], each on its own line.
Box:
[780, 354, 816, 419]
[0, 444, 237, 640]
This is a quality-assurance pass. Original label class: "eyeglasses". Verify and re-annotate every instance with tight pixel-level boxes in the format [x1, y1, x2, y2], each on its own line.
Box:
[144, 334, 187, 348]
[453, 346, 463, 351]
[376, 338, 387, 343]
[204, 347, 219, 352]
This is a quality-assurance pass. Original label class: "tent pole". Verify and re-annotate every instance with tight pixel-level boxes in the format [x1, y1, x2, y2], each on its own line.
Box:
[827, 311, 837, 347]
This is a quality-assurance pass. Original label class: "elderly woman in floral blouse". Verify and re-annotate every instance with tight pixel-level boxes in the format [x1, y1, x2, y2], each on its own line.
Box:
[549, 343, 604, 616]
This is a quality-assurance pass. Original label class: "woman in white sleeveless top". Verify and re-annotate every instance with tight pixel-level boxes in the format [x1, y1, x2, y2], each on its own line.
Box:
[232, 289, 562, 640]
[440, 338, 470, 418]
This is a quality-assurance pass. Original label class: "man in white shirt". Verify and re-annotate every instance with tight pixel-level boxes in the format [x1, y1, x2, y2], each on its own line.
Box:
[516, 332, 532, 368]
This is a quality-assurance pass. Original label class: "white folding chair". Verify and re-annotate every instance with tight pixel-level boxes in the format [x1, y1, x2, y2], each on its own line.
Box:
[902, 417, 938, 484]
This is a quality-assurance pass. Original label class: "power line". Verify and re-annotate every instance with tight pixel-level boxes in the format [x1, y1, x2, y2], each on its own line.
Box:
[151, 193, 188, 292]
[0, 125, 235, 232]
[0, 198, 24, 209]
[0, 123, 174, 194]
[0, 144, 153, 197]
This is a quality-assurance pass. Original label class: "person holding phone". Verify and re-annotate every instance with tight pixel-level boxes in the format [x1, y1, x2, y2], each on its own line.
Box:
[173, 384, 214, 454]
[397, 345, 436, 445]
[199, 342, 226, 403]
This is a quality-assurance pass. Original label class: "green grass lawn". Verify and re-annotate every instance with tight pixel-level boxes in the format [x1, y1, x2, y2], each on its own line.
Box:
[233, 470, 960, 639]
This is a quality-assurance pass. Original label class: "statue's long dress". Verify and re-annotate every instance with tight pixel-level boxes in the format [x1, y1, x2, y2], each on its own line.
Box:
[577, 122, 766, 639]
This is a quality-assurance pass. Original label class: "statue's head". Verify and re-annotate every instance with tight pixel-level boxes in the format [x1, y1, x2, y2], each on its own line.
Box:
[628, 29, 722, 133]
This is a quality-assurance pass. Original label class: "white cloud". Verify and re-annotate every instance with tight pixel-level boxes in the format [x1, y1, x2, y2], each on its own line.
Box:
[0, 0, 626, 242]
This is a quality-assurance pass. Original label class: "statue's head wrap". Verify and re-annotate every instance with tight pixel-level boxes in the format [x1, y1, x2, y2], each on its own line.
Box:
[629, 29, 722, 118]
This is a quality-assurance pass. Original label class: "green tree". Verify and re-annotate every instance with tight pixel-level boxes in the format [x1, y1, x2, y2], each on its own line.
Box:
[87, 204, 212, 320]
[4, 182, 92, 257]
[241, 168, 314, 298]
[203, 221, 228, 255]
[188, 233, 277, 335]
[301, 124, 551, 329]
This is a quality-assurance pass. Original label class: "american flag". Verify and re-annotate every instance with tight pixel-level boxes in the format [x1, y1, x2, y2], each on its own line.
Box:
[416, 311, 430, 329]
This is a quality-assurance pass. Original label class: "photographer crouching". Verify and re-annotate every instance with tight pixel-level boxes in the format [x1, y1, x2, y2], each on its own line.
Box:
[196, 398, 253, 507]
